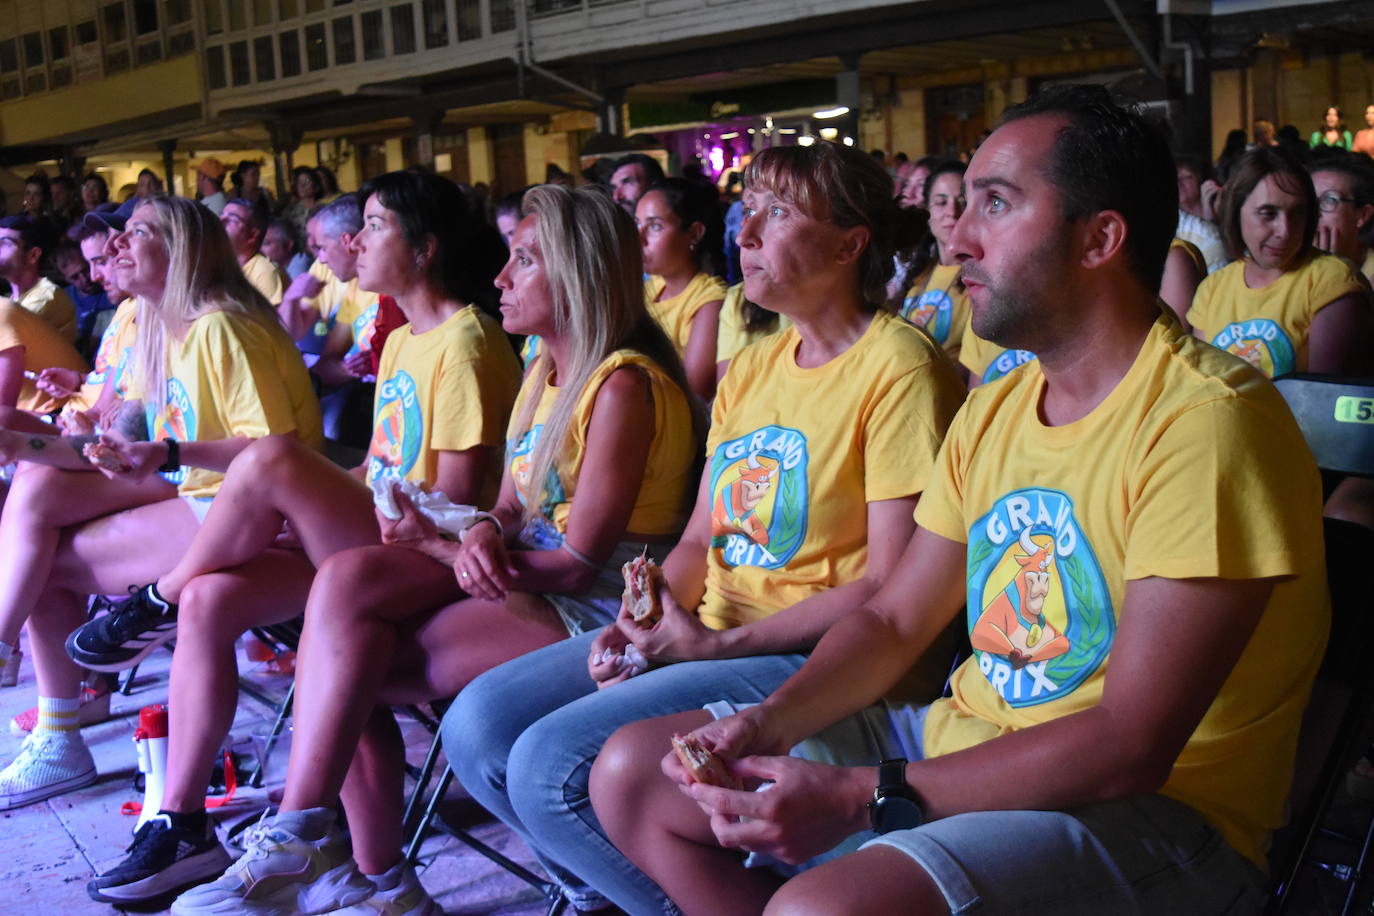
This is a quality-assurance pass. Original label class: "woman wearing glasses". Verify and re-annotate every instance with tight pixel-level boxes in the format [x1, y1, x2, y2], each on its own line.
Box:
[1188, 147, 1373, 377]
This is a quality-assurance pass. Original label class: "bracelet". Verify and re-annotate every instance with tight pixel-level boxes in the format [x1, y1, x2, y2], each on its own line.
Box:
[157, 438, 181, 472]
[458, 513, 502, 544]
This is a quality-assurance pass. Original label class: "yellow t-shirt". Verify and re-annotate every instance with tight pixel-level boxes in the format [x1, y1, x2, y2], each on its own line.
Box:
[715, 283, 791, 364]
[507, 349, 697, 537]
[899, 263, 970, 360]
[700, 309, 965, 629]
[1188, 251, 1365, 377]
[1361, 249, 1374, 287]
[11, 276, 77, 341]
[71, 298, 138, 411]
[645, 273, 728, 354]
[959, 327, 1037, 384]
[0, 299, 88, 413]
[150, 310, 322, 498]
[916, 309, 1328, 868]
[1170, 237, 1207, 275]
[337, 280, 382, 359]
[241, 252, 288, 307]
[365, 305, 521, 508]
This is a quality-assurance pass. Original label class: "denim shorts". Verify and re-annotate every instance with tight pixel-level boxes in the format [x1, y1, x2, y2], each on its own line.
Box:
[516, 518, 650, 636]
[705, 699, 1266, 915]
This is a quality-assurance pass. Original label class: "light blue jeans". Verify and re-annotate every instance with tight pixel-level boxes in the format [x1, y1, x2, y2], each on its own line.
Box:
[442, 628, 807, 914]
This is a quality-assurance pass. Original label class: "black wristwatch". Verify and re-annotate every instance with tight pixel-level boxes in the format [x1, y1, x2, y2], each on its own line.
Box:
[868, 758, 924, 834]
[157, 438, 181, 472]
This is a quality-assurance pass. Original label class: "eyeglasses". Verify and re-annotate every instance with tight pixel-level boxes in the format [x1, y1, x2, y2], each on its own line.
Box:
[1318, 192, 1358, 212]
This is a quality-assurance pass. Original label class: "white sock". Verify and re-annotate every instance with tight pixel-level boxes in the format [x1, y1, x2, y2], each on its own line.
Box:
[35, 695, 82, 737]
[273, 806, 335, 841]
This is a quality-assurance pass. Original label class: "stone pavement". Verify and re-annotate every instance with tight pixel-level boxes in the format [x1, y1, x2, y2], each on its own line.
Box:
[0, 631, 552, 915]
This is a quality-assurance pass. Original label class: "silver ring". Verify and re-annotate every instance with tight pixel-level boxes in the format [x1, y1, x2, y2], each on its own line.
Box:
[461, 570, 470, 578]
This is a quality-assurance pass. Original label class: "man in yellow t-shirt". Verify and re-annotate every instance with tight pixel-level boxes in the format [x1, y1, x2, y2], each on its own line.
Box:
[220, 198, 288, 306]
[0, 215, 77, 341]
[633, 88, 1325, 915]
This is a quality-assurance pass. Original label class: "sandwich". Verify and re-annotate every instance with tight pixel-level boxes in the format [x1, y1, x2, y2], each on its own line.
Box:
[83, 440, 131, 472]
[671, 733, 740, 789]
[621, 547, 663, 627]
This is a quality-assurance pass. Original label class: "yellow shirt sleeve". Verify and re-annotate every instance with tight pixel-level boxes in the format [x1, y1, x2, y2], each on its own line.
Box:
[912, 404, 972, 543]
[200, 316, 304, 440]
[862, 362, 964, 502]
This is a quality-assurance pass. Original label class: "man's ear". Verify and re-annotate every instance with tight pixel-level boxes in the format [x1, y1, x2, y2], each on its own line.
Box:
[1079, 210, 1128, 271]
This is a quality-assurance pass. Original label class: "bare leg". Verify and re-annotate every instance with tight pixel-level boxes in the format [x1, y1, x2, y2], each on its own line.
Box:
[338, 709, 407, 875]
[154, 436, 377, 603]
[763, 846, 948, 916]
[278, 545, 462, 813]
[25, 582, 89, 700]
[0, 463, 173, 645]
[1326, 477, 1374, 531]
[591, 711, 783, 916]
[160, 551, 315, 813]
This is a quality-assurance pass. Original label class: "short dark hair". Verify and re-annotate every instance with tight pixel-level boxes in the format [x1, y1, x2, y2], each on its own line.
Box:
[1175, 153, 1211, 182]
[291, 165, 324, 199]
[264, 217, 300, 251]
[223, 197, 269, 237]
[0, 214, 56, 253]
[1219, 146, 1317, 262]
[82, 172, 110, 204]
[494, 188, 527, 221]
[999, 84, 1177, 291]
[611, 153, 665, 186]
[1308, 152, 1374, 208]
[923, 159, 966, 207]
[51, 175, 77, 194]
[360, 168, 507, 310]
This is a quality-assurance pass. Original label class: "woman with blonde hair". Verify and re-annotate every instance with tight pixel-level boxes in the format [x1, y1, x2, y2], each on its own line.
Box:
[0, 194, 320, 812]
[168, 183, 702, 916]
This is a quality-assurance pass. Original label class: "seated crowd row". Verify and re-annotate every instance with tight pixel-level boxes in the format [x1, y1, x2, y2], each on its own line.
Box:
[0, 83, 1362, 916]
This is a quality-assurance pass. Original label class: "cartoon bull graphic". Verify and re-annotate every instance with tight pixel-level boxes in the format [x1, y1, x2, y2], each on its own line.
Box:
[1228, 338, 1265, 370]
[711, 452, 779, 547]
[971, 527, 1072, 670]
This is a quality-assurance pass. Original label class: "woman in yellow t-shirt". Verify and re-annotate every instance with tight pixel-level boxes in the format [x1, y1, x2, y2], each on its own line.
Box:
[640, 177, 728, 401]
[714, 282, 790, 378]
[150, 184, 702, 914]
[442, 141, 966, 916]
[1188, 146, 1373, 377]
[0, 194, 320, 813]
[898, 160, 971, 363]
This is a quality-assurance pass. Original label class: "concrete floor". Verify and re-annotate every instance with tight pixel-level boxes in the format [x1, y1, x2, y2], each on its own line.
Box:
[0, 632, 553, 915]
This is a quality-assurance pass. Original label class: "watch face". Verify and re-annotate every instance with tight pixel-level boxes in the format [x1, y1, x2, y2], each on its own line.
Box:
[873, 795, 924, 834]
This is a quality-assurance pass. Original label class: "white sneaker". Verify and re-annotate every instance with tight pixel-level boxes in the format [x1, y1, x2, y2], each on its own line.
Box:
[0, 648, 20, 687]
[0, 730, 98, 810]
[171, 809, 375, 916]
[331, 863, 443, 915]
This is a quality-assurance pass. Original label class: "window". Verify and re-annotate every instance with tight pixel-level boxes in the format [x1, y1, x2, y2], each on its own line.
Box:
[203, 0, 223, 34]
[279, 29, 300, 76]
[0, 40, 17, 73]
[136, 39, 163, 64]
[51, 64, 72, 87]
[134, 0, 160, 34]
[1, 77, 19, 98]
[76, 20, 99, 44]
[305, 0, 324, 10]
[228, 0, 246, 31]
[229, 39, 249, 84]
[305, 22, 326, 69]
[206, 44, 227, 87]
[253, 0, 273, 25]
[49, 27, 69, 60]
[25, 73, 46, 93]
[103, 3, 129, 43]
[490, 0, 514, 33]
[361, 10, 383, 59]
[105, 47, 130, 73]
[457, 0, 479, 40]
[422, 0, 447, 48]
[22, 32, 43, 68]
[278, 0, 298, 17]
[391, 4, 414, 53]
[332, 15, 355, 64]
[165, 0, 193, 25]
[253, 35, 274, 78]
[169, 31, 195, 54]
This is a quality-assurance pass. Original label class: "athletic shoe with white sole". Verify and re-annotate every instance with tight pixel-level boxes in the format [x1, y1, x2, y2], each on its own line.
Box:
[88, 813, 234, 905]
[331, 863, 443, 916]
[170, 808, 374, 916]
[0, 730, 98, 810]
[10, 685, 112, 736]
[1, 647, 20, 687]
[66, 583, 178, 672]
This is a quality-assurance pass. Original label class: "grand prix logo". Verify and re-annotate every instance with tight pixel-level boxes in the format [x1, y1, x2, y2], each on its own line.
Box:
[708, 425, 809, 570]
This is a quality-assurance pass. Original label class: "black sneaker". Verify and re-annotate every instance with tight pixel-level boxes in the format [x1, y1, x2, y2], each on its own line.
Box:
[87, 813, 232, 905]
[65, 584, 178, 672]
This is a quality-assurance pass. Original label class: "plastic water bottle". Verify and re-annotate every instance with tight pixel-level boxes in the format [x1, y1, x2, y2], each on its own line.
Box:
[133, 704, 169, 833]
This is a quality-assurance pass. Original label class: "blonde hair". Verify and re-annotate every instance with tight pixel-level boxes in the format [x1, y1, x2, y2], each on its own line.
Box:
[131, 195, 279, 414]
[512, 184, 700, 526]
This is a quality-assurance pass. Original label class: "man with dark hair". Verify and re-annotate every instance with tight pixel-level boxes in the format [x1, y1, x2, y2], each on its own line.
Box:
[593, 84, 1327, 915]
[1309, 152, 1374, 282]
[0, 214, 77, 340]
[50, 238, 112, 355]
[49, 175, 81, 229]
[609, 152, 665, 214]
[262, 217, 309, 279]
[220, 197, 287, 306]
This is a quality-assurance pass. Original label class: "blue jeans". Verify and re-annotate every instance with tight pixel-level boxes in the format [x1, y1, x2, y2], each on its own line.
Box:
[442, 628, 806, 913]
